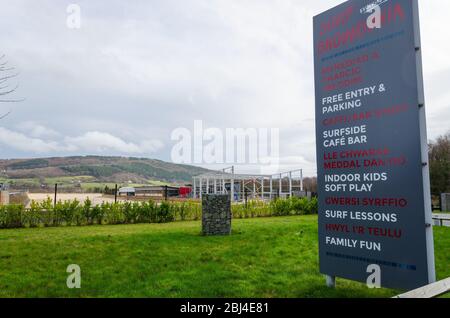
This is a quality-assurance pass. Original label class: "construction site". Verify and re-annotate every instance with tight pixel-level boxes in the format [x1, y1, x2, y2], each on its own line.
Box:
[192, 167, 307, 202]
[0, 166, 312, 207]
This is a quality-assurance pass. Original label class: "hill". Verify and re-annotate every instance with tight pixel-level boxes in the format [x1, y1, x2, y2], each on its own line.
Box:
[0, 156, 210, 191]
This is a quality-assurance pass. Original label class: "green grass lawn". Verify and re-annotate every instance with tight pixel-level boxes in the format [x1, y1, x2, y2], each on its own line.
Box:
[79, 180, 173, 191]
[0, 215, 448, 298]
[45, 176, 95, 185]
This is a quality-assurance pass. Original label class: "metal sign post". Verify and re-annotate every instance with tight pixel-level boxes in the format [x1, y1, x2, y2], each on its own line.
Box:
[313, 0, 435, 290]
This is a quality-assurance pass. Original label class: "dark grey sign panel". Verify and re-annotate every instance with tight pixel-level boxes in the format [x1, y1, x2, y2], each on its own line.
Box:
[314, 0, 435, 290]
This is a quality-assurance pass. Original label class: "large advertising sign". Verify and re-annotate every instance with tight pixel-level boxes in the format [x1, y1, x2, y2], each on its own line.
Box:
[314, 0, 435, 290]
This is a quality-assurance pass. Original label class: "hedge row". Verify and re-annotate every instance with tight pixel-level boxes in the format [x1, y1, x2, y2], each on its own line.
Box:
[234, 197, 318, 218]
[0, 197, 318, 229]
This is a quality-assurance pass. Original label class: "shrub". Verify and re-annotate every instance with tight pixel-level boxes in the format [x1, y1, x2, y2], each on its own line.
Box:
[306, 197, 318, 215]
[157, 201, 175, 223]
[102, 202, 123, 225]
[186, 201, 202, 220]
[176, 202, 187, 221]
[0, 196, 318, 230]
[91, 205, 104, 225]
[0, 204, 25, 229]
[270, 198, 292, 216]
[82, 198, 94, 225]
[33, 197, 54, 227]
[139, 200, 157, 223]
[122, 202, 134, 224]
[55, 199, 81, 226]
[23, 200, 42, 228]
[40, 197, 53, 211]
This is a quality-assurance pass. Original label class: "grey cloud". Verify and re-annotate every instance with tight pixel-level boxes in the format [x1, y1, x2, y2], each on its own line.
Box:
[0, 0, 449, 176]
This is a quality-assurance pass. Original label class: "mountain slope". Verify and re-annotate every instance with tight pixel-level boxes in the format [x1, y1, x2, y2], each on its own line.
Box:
[0, 156, 210, 188]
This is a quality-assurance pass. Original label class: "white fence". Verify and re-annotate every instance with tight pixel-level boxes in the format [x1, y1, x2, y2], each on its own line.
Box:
[433, 214, 450, 227]
[394, 278, 450, 298]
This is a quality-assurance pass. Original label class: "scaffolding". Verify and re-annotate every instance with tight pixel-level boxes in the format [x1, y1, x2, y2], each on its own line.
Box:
[192, 168, 304, 202]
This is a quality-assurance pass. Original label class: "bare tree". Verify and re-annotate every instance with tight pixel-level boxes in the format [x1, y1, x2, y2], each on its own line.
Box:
[303, 176, 318, 193]
[429, 132, 450, 196]
[0, 54, 23, 118]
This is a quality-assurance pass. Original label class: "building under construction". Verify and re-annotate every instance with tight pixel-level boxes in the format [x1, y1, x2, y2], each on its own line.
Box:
[118, 185, 191, 199]
[192, 168, 305, 202]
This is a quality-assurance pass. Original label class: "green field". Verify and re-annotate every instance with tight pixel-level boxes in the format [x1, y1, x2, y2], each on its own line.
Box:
[79, 180, 171, 190]
[0, 175, 174, 192]
[0, 177, 41, 188]
[0, 215, 448, 298]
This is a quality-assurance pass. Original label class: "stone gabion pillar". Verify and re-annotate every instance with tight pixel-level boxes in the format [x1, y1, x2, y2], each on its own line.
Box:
[202, 194, 232, 236]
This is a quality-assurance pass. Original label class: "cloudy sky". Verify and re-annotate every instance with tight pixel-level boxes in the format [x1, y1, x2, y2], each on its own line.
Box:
[0, 0, 449, 177]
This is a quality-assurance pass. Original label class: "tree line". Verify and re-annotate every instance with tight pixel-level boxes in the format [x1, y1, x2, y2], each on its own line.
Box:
[429, 132, 450, 196]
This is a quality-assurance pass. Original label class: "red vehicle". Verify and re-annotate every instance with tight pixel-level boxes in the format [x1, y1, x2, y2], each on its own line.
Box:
[179, 187, 192, 198]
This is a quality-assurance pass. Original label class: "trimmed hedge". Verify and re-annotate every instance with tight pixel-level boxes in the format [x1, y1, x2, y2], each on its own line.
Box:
[233, 197, 318, 218]
[0, 197, 318, 229]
